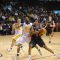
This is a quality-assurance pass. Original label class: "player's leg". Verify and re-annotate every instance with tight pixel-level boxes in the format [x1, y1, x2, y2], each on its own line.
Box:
[44, 45, 54, 54]
[38, 37, 54, 54]
[28, 43, 33, 60]
[28, 39, 36, 60]
[16, 44, 22, 56]
[35, 45, 42, 55]
[7, 39, 16, 52]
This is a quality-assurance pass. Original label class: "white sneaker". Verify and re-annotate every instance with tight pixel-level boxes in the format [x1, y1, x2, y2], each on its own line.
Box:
[7, 48, 12, 52]
[55, 54, 60, 59]
[28, 55, 32, 60]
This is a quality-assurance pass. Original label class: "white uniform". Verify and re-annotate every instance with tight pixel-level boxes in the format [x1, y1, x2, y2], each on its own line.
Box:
[23, 23, 32, 43]
[16, 23, 32, 45]
[12, 24, 23, 40]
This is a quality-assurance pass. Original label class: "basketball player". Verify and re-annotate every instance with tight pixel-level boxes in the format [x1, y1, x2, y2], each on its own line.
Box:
[46, 20, 55, 43]
[28, 20, 54, 60]
[7, 18, 23, 52]
[16, 16, 33, 56]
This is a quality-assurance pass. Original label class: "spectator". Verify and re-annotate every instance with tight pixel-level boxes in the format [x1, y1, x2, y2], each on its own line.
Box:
[0, 22, 3, 35]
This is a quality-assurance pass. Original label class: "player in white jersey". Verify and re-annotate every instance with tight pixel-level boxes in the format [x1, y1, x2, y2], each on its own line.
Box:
[16, 17, 32, 56]
[7, 18, 23, 52]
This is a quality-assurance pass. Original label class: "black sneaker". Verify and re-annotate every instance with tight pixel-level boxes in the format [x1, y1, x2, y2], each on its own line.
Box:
[17, 54, 19, 56]
[49, 41, 51, 43]
[0, 54, 3, 57]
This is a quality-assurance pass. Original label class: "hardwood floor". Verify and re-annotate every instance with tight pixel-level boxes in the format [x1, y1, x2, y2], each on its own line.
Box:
[0, 32, 60, 60]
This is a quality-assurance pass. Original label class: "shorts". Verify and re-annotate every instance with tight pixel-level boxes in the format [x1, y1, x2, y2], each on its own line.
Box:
[29, 36, 45, 48]
[16, 33, 31, 45]
[12, 34, 22, 40]
[16, 35, 26, 45]
[46, 27, 52, 36]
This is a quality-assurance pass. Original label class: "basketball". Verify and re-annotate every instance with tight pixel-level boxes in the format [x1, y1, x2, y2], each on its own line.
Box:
[39, 28, 46, 36]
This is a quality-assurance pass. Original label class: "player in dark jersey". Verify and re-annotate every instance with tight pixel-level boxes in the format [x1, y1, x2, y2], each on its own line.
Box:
[28, 20, 54, 60]
[46, 20, 55, 43]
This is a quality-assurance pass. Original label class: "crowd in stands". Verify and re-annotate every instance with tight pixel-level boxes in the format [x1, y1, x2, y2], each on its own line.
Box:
[0, 1, 60, 35]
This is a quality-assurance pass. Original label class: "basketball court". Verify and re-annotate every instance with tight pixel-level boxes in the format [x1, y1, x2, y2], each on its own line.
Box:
[0, 32, 60, 60]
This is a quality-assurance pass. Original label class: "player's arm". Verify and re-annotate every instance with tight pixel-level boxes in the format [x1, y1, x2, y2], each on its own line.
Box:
[30, 27, 39, 36]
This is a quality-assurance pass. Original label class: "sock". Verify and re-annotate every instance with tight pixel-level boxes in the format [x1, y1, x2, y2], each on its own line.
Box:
[29, 55, 31, 57]
[29, 55, 32, 59]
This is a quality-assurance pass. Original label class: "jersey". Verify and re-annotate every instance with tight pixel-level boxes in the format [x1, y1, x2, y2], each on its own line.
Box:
[12, 23, 23, 40]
